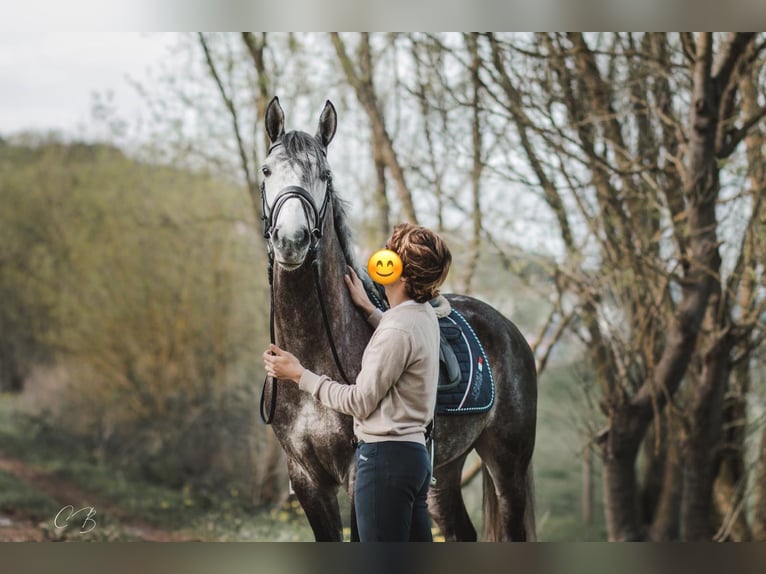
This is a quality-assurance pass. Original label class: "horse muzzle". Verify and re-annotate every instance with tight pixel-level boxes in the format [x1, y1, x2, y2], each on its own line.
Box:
[271, 226, 311, 270]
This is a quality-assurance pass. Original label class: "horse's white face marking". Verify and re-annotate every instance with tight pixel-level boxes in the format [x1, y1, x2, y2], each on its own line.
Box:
[261, 144, 328, 271]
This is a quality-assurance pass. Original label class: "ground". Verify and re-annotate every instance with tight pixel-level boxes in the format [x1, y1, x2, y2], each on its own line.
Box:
[0, 454, 198, 542]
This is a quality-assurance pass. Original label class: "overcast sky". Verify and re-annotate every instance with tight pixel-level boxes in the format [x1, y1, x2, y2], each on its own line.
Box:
[0, 33, 179, 139]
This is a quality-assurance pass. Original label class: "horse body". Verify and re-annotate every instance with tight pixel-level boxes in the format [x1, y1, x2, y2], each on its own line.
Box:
[260, 97, 537, 541]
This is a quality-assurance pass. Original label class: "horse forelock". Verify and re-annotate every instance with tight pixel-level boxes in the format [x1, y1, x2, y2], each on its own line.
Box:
[278, 130, 329, 185]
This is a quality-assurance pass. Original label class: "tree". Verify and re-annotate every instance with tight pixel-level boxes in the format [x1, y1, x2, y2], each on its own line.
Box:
[478, 32, 765, 540]
[330, 33, 419, 228]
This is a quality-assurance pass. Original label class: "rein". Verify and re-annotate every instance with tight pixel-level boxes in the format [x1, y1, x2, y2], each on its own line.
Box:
[259, 182, 352, 425]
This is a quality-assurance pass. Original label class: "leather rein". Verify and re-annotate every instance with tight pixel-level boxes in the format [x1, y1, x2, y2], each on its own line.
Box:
[259, 174, 353, 425]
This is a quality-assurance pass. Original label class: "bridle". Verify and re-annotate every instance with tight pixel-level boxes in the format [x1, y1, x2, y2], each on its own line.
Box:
[261, 184, 329, 252]
[260, 140, 331, 252]
[259, 148, 352, 424]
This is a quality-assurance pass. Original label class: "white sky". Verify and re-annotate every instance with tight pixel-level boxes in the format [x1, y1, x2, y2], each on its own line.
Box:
[0, 33, 179, 138]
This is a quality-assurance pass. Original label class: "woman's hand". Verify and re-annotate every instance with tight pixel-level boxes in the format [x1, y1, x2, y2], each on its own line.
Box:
[262, 344, 305, 383]
[344, 266, 375, 316]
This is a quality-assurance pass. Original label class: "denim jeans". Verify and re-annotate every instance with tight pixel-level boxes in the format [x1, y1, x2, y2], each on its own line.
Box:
[354, 440, 433, 542]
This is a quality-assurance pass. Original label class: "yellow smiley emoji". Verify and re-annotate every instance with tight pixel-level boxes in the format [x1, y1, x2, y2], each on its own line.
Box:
[367, 249, 403, 285]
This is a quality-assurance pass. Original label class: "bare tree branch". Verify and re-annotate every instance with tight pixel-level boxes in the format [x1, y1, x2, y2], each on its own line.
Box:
[198, 33, 261, 223]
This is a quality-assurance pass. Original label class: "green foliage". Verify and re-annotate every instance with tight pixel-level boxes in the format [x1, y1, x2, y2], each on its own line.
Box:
[0, 138, 273, 497]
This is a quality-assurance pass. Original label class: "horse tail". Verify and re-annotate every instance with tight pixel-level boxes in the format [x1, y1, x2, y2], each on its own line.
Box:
[482, 462, 537, 541]
[524, 463, 537, 541]
[482, 463, 501, 541]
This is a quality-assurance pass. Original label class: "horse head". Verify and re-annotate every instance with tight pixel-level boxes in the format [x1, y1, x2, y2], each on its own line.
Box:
[261, 96, 337, 271]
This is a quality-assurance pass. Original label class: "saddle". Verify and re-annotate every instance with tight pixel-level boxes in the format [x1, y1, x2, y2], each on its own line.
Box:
[429, 296, 461, 390]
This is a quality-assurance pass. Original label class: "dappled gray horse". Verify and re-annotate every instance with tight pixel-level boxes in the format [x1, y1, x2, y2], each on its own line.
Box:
[259, 97, 537, 541]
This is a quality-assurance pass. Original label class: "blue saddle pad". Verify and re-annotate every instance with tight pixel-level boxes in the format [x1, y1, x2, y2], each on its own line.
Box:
[363, 282, 495, 415]
[436, 309, 495, 415]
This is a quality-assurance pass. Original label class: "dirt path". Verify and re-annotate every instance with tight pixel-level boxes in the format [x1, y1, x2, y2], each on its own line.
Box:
[0, 455, 201, 541]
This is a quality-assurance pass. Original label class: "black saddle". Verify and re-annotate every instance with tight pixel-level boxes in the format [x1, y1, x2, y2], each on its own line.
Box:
[438, 325, 462, 391]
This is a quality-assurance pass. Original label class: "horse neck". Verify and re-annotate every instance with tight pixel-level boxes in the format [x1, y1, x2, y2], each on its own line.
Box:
[272, 216, 369, 377]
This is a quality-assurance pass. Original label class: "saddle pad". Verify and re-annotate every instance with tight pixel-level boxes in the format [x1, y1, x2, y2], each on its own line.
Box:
[436, 309, 495, 415]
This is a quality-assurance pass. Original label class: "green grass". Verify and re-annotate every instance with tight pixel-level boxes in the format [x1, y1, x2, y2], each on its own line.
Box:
[0, 393, 301, 539]
[0, 469, 59, 521]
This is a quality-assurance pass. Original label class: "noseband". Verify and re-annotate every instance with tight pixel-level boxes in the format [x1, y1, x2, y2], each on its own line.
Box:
[261, 184, 330, 252]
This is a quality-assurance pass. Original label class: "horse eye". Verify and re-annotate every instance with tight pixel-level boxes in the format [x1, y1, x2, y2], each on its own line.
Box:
[261, 166, 271, 177]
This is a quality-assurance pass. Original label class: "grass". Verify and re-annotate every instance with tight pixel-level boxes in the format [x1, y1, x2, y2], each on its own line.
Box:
[1, 352, 609, 541]
[0, 469, 60, 521]
[0, 393, 308, 539]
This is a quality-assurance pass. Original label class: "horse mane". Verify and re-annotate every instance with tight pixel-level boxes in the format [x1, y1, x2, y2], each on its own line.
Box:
[328, 180, 359, 268]
[332, 184, 389, 306]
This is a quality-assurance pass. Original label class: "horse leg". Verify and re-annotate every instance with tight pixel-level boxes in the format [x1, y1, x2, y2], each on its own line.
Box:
[349, 497, 359, 542]
[287, 459, 343, 541]
[347, 461, 360, 542]
[475, 436, 534, 541]
[428, 452, 477, 541]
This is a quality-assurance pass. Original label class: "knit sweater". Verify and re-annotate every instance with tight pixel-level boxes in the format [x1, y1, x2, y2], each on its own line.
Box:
[299, 300, 440, 445]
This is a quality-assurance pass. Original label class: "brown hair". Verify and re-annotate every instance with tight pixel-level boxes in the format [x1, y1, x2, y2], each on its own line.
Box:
[386, 223, 452, 303]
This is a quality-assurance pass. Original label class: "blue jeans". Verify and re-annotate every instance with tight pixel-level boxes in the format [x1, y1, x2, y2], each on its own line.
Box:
[354, 440, 433, 542]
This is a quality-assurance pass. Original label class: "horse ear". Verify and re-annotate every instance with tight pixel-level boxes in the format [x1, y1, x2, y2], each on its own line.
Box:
[265, 96, 285, 144]
[316, 100, 337, 148]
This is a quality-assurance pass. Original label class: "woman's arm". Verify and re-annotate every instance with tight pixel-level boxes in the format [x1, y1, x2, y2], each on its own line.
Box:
[263, 326, 412, 420]
[300, 326, 412, 418]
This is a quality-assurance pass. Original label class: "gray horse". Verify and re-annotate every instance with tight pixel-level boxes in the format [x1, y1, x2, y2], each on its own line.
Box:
[259, 97, 537, 541]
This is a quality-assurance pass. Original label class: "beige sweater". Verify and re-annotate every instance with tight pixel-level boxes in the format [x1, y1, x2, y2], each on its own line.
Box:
[299, 300, 440, 445]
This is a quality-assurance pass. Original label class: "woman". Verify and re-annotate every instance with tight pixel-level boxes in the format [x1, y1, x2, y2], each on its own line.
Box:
[263, 222, 452, 542]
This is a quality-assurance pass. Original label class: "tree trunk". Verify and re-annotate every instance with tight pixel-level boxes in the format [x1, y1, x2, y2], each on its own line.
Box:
[582, 443, 594, 526]
[753, 425, 766, 541]
[640, 419, 667, 526]
[602, 453, 643, 540]
[601, 413, 644, 540]
[648, 423, 683, 541]
[682, 309, 733, 541]
[711, 360, 751, 541]
[696, 39, 764, 542]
